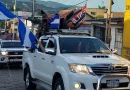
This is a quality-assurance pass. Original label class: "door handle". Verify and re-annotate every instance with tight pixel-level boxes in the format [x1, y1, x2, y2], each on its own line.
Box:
[51, 60, 54, 64]
[42, 58, 45, 60]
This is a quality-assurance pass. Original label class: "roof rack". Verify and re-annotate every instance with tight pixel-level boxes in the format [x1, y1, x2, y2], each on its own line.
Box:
[42, 29, 91, 36]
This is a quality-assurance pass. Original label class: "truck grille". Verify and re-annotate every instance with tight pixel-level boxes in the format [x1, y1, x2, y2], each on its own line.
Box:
[91, 66, 128, 76]
[8, 51, 23, 55]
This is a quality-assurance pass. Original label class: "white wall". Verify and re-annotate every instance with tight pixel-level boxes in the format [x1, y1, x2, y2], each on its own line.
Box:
[110, 26, 116, 49]
[110, 25, 123, 55]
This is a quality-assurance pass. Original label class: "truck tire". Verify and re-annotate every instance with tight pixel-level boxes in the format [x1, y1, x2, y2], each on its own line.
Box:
[25, 68, 36, 90]
[54, 77, 65, 90]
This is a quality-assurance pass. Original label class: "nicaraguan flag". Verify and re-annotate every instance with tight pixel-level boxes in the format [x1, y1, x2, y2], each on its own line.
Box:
[0, 2, 16, 20]
[18, 19, 37, 49]
[49, 14, 60, 29]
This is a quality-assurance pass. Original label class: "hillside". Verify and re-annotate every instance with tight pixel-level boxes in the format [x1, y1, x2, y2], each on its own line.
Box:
[0, 0, 72, 14]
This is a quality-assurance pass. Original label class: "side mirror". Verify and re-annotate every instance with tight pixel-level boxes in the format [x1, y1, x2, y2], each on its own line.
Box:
[111, 49, 117, 54]
[45, 48, 56, 55]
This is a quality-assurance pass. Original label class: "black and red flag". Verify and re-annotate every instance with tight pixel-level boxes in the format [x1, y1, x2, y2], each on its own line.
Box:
[72, 4, 86, 25]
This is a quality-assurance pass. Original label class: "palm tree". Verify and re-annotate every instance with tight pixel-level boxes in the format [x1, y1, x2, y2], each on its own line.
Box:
[98, 5, 106, 9]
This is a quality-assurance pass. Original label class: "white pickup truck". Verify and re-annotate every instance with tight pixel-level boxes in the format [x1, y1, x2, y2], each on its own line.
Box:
[22, 33, 130, 90]
[0, 40, 26, 66]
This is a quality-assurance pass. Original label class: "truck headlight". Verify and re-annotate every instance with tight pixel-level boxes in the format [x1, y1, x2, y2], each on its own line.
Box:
[1, 51, 8, 56]
[69, 64, 89, 74]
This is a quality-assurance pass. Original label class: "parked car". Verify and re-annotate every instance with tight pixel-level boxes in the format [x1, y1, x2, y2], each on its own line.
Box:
[0, 40, 27, 65]
[22, 32, 130, 90]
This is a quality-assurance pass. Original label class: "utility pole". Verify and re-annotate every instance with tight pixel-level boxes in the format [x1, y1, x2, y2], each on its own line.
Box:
[5, 4, 7, 31]
[106, 0, 112, 48]
[32, 0, 35, 33]
[12, 0, 16, 40]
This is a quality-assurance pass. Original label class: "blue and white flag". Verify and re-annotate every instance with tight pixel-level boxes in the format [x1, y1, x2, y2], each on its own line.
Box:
[18, 19, 37, 49]
[0, 2, 16, 20]
[49, 14, 60, 29]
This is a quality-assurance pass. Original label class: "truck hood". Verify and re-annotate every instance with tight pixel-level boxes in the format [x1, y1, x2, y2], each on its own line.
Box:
[62, 54, 130, 65]
[1, 48, 27, 51]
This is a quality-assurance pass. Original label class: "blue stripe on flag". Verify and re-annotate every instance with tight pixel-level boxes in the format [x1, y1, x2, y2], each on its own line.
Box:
[29, 31, 37, 48]
[18, 19, 37, 49]
[48, 14, 60, 29]
[50, 24, 60, 29]
[0, 2, 16, 19]
[18, 19, 26, 45]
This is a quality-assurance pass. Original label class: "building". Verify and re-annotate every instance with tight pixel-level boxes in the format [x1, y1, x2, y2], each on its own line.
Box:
[86, 8, 106, 18]
[87, 17, 124, 55]
[86, 8, 124, 19]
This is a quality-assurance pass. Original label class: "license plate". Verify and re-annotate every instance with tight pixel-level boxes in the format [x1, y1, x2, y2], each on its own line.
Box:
[9, 59, 21, 62]
[106, 80, 119, 88]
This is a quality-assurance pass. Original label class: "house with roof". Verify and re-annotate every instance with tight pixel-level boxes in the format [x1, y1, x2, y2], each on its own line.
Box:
[87, 11, 124, 55]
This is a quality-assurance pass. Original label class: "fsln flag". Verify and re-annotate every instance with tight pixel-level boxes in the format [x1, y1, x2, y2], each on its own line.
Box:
[72, 4, 86, 25]
[0, 2, 16, 20]
[18, 19, 37, 49]
[49, 14, 60, 29]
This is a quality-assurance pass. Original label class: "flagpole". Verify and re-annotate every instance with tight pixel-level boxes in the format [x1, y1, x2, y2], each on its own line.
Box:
[5, 4, 7, 31]
[12, 0, 16, 40]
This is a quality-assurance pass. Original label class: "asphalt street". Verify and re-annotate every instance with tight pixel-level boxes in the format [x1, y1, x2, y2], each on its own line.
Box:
[0, 66, 45, 90]
[0, 66, 129, 90]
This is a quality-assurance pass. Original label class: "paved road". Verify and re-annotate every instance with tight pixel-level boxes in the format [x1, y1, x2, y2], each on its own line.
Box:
[0, 66, 45, 90]
[0, 66, 129, 90]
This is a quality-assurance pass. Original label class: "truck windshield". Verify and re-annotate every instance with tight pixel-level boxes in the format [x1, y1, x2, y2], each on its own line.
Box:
[59, 38, 111, 54]
[1, 42, 23, 48]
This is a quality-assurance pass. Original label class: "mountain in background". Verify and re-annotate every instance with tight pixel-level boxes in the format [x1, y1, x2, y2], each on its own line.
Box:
[0, 0, 73, 14]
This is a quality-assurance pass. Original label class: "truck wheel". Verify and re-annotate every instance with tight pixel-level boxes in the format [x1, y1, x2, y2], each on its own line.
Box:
[54, 77, 65, 90]
[25, 68, 36, 90]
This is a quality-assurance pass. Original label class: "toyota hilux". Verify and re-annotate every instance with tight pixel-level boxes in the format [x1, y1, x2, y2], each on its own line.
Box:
[22, 33, 130, 90]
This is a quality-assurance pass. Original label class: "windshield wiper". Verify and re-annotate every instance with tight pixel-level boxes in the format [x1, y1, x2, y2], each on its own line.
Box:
[87, 51, 111, 54]
[87, 52, 103, 53]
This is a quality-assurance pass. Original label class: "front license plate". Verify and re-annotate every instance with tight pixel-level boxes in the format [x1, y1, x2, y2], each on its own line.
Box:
[106, 80, 119, 88]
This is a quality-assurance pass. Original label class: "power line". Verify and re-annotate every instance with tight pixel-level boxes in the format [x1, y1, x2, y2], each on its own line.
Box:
[63, 0, 87, 10]
[114, 0, 123, 11]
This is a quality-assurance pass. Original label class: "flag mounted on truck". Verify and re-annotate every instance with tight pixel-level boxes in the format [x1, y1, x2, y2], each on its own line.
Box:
[72, 5, 86, 25]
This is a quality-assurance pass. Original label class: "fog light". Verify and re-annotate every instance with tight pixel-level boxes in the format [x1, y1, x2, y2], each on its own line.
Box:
[74, 82, 81, 89]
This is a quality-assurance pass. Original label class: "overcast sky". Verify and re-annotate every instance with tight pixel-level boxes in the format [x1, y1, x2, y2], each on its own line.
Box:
[41, 0, 125, 12]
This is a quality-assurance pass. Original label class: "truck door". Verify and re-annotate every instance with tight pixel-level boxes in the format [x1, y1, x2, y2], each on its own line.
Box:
[39, 37, 56, 84]
[33, 38, 48, 80]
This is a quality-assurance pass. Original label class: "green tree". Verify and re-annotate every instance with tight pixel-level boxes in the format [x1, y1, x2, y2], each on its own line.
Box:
[98, 5, 106, 9]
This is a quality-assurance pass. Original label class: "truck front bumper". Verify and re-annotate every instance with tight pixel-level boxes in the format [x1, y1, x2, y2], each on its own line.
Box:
[96, 74, 130, 90]
[0, 55, 22, 64]
[68, 73, 130, 90]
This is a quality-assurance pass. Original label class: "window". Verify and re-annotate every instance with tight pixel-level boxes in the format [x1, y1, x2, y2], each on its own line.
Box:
[59, 38, 111, 54]
[47, 40, 55, 48]
[38, 40, 47, 52]
[91, 12, 96, 15]
[1, 42, 23, 48]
